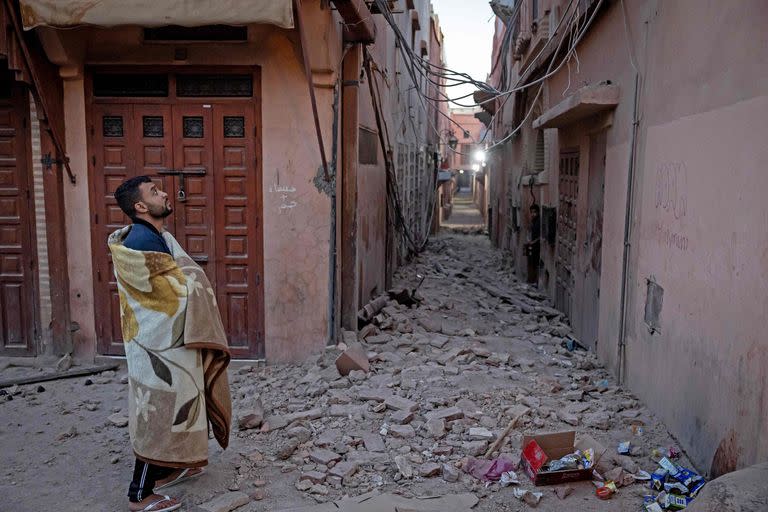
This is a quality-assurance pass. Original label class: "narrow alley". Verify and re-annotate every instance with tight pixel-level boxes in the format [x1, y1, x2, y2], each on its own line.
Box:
[0, 1, 766, 511]
[2, 219, 699, 511]
[442, 191, 485, 231]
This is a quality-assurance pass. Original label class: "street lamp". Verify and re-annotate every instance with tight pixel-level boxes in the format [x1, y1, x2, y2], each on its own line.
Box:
[438, 129, 459, 150]
[473, 150, 486, 163]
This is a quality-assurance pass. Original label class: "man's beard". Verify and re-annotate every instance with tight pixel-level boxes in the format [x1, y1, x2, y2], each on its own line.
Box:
[148, 202, 173, 219]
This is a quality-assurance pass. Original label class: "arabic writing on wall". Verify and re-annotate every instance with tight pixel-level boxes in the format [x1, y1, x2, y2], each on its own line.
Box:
[269, 183, 297, 213]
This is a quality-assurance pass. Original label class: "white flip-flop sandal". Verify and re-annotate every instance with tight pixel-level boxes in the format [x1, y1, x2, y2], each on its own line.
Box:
[138, 495, 181, 512]
[155, 468, 204, 491]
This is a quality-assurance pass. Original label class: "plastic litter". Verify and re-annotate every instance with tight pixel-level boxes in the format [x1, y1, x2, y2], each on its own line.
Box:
[595, 481, 617, 500]
[618, 441, 631, 454]
[499, 470, 519, 487]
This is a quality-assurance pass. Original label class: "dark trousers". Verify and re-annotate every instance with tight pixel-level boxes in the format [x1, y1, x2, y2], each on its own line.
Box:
[128, 459, 175, 502]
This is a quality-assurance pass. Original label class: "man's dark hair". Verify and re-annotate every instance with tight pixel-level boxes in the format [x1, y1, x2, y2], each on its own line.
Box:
[114, 175, 152, 219]
[530, 204, 540, 213]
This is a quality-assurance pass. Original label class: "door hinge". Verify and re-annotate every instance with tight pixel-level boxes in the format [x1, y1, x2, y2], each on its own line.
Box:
[94, 212, 99, 224]
[91, 125, 95, 136]
[98, 323, 104, 338]
[96, 268, 101, 282]
[92, 155, 96, 166]
[254, 125, 258, 137]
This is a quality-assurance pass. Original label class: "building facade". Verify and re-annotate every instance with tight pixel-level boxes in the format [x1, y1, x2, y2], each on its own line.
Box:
[485, 0, 768, 476]
[0, 0, 447, 364]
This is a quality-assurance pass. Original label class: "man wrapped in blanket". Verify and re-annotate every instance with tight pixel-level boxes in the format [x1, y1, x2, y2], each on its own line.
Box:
[110, 176, 231, 512]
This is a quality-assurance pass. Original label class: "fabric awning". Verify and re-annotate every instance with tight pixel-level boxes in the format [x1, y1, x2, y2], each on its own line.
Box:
[20, 0, 294, 30]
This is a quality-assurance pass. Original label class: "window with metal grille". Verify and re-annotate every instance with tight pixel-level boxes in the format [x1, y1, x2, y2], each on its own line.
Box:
[359, 127, 379, 165]
[176, 74, 253, 97]
[93, 74, 169, 97]
[533, 129, 545, 172]
[144, 25, 247, 42]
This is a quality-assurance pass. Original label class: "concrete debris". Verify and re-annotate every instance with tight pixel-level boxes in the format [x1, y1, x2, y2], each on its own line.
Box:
[199, 491, 250, 512]
[56, 354, 73, 372]
[107, 413, 128, 428]
[237, 399, 265, 430]
[514, 488, 543, 507]
[2, 234, 701, 512]
[394, 455, 414, 478]
[335, 343, 370, 376]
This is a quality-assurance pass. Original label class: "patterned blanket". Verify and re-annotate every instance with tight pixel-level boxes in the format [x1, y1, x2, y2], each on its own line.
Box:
[108, 227, 231, 468]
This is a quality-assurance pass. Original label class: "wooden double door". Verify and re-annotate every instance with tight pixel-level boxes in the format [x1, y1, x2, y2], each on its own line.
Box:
[91, 100, 263, 358]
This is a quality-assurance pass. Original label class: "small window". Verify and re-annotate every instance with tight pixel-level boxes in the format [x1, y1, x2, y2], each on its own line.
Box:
[224, 116, 245, 138]
[143, 25, 247, 42]
[177, 74, 252, 97]
[533, 129, 545, 172]
[142, 116, 164, 138]
[93, 74, 168, 97]
[358, 127, 378, 165]
[183, 116, 204, 138]
[103, 116, 124, 137]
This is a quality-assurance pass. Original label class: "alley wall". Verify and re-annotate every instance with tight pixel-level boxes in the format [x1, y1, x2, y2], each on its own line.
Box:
[487, 0, 768, 475]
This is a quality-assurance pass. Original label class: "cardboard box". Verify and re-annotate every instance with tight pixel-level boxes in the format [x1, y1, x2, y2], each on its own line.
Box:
[520, 431, 606, 486]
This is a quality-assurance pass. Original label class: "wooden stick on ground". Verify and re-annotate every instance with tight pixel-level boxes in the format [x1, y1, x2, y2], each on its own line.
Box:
[484, 409, 529, 459]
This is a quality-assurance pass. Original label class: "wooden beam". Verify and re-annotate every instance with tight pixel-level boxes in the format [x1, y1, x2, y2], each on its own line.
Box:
[0, 363, 120, 388]
[332, 0, 376, 43]
[340, 45, 361, 331]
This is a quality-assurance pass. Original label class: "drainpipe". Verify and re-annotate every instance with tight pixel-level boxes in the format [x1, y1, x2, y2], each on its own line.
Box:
[617, 71, 640, 385]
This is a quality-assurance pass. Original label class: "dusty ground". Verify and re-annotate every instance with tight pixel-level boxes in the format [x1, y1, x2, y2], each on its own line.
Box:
[0, 230, 700, 512]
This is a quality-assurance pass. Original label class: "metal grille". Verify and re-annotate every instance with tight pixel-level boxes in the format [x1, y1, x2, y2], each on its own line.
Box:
[223, 116, 245, 138]
[183, 116, 204, 138]
[102, 116, 124, 137]
[93, 74, 168, 97]
[176, 74, 253, 97]
[555, 149, 579, 318]
[142, 116, 164, 138]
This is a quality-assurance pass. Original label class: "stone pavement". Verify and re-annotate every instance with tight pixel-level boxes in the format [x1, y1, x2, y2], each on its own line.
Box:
[0, 232, 701, 512]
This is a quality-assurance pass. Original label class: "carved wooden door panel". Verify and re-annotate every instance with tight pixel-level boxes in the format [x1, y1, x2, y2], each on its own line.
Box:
[93, 104, 174, 355]
[0, 82, 37, 356]
[92, 104, 132, 355]
[555, 149, 579, 320]
[212, 104, 263, 358]
[170, 106, 216, 282]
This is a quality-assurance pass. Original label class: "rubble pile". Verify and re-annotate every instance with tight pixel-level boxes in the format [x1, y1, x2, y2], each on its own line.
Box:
[226, 234, 696, 509]
[0, 233, 709, 511]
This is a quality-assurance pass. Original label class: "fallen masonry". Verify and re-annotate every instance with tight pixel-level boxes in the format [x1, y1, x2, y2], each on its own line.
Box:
[2, 233, 708, 512]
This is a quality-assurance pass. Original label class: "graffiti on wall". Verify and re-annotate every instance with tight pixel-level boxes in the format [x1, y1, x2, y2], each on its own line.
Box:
[655, 161, 688, 219]
[269, 183, 298, 213]
[654, 161, 689, 252]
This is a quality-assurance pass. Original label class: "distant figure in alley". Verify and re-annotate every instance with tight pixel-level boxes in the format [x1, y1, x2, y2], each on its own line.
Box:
[110, 176, 232, 512]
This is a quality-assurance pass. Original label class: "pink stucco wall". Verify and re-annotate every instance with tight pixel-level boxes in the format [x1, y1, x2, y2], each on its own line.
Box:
[489, 0, 768, 475]
[551, 0, 768, 474]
